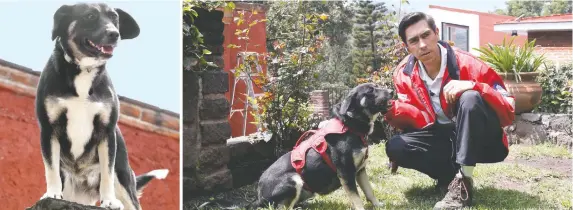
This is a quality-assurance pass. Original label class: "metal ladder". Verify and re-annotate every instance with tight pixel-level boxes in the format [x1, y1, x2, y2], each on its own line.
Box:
[229, 51, 263, 136]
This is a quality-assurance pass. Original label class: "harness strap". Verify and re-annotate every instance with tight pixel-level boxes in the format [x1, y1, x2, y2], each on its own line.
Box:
[315, 138, 337, 173]
[294, 130, 316, 176]
[291, 119, 370, 192]
[294, 130, 317, 147]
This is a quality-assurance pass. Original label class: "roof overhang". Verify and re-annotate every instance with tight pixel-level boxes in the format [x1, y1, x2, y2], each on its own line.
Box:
[494, 21, 573, 35]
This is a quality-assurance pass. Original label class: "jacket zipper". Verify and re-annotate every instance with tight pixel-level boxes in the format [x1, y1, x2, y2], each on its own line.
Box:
[411, 61, 437, 124]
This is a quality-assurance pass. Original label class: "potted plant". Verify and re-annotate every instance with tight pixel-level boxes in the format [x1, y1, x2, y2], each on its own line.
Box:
[474, 37, 547, 114]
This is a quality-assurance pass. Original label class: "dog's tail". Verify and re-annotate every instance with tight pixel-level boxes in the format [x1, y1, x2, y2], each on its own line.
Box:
[135, 169, 169, 197]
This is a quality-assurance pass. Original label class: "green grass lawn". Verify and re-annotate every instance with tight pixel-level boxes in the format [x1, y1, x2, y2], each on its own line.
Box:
[187, 143, 572, 210]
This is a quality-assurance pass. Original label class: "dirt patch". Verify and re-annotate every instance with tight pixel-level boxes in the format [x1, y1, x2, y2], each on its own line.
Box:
[494, 155, 572, 193]
[493, 178, 531, 192]
[184, 184, 258, 210]
[505, 156, 572, 178]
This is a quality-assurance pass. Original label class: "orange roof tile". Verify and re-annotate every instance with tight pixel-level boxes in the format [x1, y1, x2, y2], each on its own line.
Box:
[496, 14, 572, 24]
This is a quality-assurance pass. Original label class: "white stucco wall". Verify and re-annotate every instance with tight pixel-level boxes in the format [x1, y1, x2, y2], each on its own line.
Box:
[428, 8, 480, 55]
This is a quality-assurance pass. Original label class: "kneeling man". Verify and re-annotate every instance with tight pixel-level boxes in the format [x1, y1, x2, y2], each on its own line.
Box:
[383, 12, 515, 209]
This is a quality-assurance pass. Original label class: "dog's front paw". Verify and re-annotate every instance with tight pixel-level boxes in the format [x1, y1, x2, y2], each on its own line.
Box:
[40, 191, 63, 200]
[100, 198, 124, 210]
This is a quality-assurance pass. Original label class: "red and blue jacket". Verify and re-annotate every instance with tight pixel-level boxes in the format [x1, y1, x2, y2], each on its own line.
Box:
[384, 41, 515, 149]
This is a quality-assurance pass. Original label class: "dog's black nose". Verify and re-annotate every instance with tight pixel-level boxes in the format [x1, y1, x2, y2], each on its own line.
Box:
[107, 30, 120, 40]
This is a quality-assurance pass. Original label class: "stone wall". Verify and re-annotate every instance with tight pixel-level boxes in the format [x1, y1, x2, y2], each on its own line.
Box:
[506, 113, 573, 147]
[182, 8, 233, 199]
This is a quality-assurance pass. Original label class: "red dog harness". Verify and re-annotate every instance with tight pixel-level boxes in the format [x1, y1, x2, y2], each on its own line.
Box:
[290, 118, 368, 192]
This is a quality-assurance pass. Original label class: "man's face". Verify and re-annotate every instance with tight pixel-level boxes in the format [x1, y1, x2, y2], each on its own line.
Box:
[404, 20, 440, 64]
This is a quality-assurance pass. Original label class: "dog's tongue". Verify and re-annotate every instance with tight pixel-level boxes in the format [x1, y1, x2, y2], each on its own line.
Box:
[101, 46, 114, 54]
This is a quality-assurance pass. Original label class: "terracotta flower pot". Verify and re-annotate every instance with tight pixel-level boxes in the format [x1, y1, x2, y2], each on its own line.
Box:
[499, 72, 542, 114]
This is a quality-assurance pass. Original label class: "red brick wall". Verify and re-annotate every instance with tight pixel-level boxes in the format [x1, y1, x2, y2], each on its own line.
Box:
[309, 90, 330, 119]
[535, 47, 573, 65]
[529, 31, 573, 47]
[529, 31, 573, 65]
[0, 62, 180, 210]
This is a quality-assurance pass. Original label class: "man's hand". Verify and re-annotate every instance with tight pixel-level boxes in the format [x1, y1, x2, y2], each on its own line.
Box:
[443, 80, 475, 104]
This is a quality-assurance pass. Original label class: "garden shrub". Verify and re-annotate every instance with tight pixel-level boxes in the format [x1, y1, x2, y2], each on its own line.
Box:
[535, 62, 573, 114]
[229, 1, 329, 156]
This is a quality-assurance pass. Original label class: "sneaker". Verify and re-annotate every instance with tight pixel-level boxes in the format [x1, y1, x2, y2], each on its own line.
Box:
[433, 173, 474, 209]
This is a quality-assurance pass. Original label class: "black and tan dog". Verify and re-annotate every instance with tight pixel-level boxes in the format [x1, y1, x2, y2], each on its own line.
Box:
[35, 3, 168, 210]
[201, 83, 393, 210]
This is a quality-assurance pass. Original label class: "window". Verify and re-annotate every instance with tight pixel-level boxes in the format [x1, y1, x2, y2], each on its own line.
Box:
[442, 23, 469, 52]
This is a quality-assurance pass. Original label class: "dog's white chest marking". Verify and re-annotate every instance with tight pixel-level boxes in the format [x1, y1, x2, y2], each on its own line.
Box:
[74, 69, 97, 98]
[65, 99, 104, 159]
[45, 70, 112, 159]
[353, 147, 368, 170]
[368, 113, 381, 135]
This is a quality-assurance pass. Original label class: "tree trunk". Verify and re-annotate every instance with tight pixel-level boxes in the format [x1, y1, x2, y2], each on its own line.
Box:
[26, 198, 106, 210]
[370, 29, 377, 71]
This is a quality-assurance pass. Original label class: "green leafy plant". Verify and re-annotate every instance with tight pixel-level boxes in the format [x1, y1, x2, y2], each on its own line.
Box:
[474, 37, 547, 82]
[535, 62, 572, 114]
[229, 0, 410, 149]
[229, 1, 328, 155]
[182, 0, 235, 71]
[475, 37, 515, 73]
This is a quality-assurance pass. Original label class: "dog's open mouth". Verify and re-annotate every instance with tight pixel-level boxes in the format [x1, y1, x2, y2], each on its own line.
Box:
[86, 39, 115, 56]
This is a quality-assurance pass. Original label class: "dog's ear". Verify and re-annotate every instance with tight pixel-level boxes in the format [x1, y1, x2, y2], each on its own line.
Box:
[115, 8, 140, 40]
[52, 5, 72, 41]
[338, 90, 356, 115]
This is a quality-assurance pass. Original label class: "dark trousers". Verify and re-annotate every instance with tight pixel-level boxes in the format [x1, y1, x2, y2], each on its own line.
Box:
[385, 90, 509, 181]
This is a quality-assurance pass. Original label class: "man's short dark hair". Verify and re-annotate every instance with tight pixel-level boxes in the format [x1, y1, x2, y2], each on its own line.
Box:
[398, 12, 437, 45]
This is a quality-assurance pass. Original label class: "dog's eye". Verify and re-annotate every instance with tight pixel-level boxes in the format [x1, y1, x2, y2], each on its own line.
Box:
[108, 12, 118, 20]
[85, 13, 97, 21]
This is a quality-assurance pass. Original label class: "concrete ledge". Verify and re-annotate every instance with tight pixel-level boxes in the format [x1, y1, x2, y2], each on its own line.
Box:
[26, 198, 105, 210]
